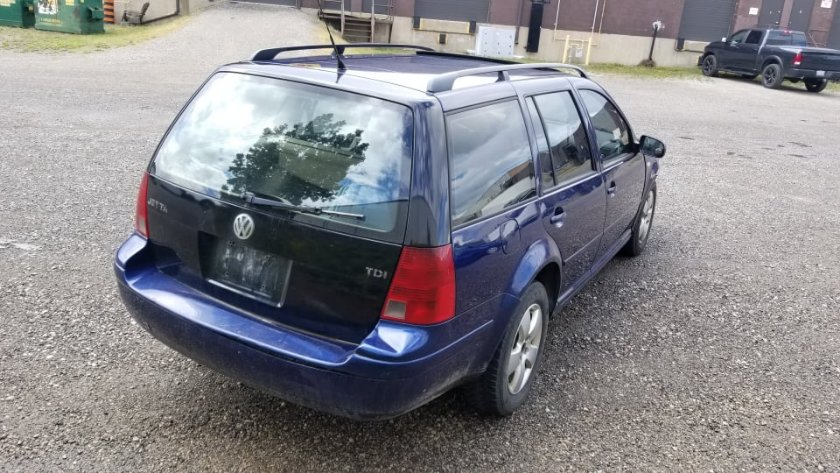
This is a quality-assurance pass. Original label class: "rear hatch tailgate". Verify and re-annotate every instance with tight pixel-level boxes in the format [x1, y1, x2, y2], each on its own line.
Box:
[144, 71, 415, 343]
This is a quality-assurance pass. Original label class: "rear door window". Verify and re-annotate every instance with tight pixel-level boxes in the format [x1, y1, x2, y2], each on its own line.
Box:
[528, 92, 594, 189]
[766, 30, 808, 46]
[151, 72, 414, 241]
[447, 100, 535, 227]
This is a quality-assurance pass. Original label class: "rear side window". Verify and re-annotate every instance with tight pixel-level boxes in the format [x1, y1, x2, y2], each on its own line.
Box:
[151, 73, 413, 239]
[448, 101, 535, 227]
[579, 90, 632, 162]
[528, 92, 593, 188]
[766, 30, 807, 46]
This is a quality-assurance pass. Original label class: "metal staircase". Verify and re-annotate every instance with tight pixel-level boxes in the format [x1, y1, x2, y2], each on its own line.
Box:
[320, 0, 393, 43]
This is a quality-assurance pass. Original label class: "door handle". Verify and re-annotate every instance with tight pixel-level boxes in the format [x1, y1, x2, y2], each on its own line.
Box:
[549, 207, 566, 227]
[607, 181, 617, 196]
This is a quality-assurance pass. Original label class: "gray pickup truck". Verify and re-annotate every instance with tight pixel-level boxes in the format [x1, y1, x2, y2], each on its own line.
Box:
[700, 28, 840, 93]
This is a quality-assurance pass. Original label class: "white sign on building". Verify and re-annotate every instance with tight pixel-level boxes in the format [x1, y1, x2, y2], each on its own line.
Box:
[476, 26, 516, 58]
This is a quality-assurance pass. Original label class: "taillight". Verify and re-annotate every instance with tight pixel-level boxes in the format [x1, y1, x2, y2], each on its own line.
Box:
[794, 51, 803, 67]
[381, 245, 456, 325]
[134, 172, 150, 238]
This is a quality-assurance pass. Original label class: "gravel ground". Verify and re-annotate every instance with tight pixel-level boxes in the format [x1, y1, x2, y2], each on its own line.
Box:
[1, 4, 839, 471]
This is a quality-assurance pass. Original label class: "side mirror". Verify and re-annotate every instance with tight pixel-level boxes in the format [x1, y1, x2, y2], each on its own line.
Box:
[639, 135, 666, 159]
[722, 36, 728, 42]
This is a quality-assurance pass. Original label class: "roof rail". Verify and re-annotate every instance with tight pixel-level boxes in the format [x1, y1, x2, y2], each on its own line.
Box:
[426, 63, 588, 93]
[250, 43, 436, 62]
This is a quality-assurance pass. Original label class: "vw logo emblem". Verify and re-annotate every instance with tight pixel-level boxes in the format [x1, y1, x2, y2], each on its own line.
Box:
[232, 214, 255, 240]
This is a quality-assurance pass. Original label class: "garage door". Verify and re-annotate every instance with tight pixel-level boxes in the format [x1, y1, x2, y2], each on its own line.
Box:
[415, 0, 489, 23]
[678, 0, 736, 42]
[829, 4, 840, 49]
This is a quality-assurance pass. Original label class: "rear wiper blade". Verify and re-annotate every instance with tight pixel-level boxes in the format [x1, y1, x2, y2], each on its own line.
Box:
[242, 191, 365, 221]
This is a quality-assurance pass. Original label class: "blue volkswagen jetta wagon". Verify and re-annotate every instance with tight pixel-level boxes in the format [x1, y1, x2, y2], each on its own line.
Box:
[115, 44, 666, 419]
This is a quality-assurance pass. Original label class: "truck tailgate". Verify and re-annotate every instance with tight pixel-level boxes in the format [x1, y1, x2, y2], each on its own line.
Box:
[801, 49, 840, 72]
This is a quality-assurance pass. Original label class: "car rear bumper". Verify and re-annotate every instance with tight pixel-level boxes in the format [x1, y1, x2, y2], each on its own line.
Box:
[114, 234, 512, 420]
[787, 68, 840, 81]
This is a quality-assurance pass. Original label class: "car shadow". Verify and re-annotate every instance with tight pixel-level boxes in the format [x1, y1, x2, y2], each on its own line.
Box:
[714, 73, 838, 96]
[138, 308, 600, 469]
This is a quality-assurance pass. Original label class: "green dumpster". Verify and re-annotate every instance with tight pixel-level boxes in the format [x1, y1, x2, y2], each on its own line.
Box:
[34, 0, 104, 34]
[0, 0, 36, 28]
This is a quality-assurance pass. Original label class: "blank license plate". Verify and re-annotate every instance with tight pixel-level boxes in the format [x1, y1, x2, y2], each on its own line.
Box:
[205, 239, 292, 305]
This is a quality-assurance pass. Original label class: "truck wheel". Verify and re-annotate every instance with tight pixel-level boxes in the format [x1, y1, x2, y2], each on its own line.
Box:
[468, 282, 548, 416]
[702, 55, 719, 77]
[804, 78, 828, 93]
[762, 63, 784, 89]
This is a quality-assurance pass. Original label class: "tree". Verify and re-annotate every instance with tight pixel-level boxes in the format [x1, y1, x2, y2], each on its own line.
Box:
[223, 114, 368, 205]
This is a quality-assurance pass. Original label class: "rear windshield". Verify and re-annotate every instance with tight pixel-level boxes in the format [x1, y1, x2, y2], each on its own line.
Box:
[151, 72, 414, 240]
[766, 31, 807, 46]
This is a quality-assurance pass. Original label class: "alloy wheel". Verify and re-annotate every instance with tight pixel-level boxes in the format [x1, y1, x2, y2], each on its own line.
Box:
[703, 57, 714, 75]
[638, 190, 655, 244]
[763, 67, 777, 86]
[506, 303, 543, 395]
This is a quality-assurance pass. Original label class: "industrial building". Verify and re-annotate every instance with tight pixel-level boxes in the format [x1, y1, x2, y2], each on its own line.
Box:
[246, 0, 840, 66]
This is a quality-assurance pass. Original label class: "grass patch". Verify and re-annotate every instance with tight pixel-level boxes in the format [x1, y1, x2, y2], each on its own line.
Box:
[0, 16, 189, 52]
[581, 63, 704, 79]
[509, 57, 705, 79]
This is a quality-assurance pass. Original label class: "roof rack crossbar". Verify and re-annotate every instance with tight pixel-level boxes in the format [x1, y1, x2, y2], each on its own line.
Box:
[426, 63, 588, 93]
[250, 43, 436, 62]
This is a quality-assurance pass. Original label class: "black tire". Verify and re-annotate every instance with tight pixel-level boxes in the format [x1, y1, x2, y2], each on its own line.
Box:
[468, 282, 549, 416]
[701, 55, 719, 77]
[621, 182, 657, 257]
[762, 63, 784, 89]
[805, 78, 828, 93]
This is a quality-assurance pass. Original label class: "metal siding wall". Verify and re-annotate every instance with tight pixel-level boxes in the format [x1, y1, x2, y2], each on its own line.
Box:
[789, 0, 815, 31]
[678, 0, 737, 42]
[362, 0, 388, 14]
[758, 0, 785, 27]
[242, 0, 297, 5]
[245, 0, 298, 5]
[830, 3, 840, 48]
[532, 0, 684, 38]
[415, 0, 489, 22]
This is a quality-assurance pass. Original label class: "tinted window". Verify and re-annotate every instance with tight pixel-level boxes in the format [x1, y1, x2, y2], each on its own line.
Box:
[579, 90, 632, 162]
[152, 73, 413, 236]
[526, 100, 554, 190]
[530, 92, 593, 187]
[746, 30, 763, 44]
[766, 30, 808, 46]
[448, 101, 535, 227]
[729, 30, 750, 43]
[730, 30, 749, 44]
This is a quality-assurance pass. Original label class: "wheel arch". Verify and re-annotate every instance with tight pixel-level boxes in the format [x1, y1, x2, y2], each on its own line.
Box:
[761, 56, 783, 70]
[533, 263, 561, 316]
[509, 237, 563, 317]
